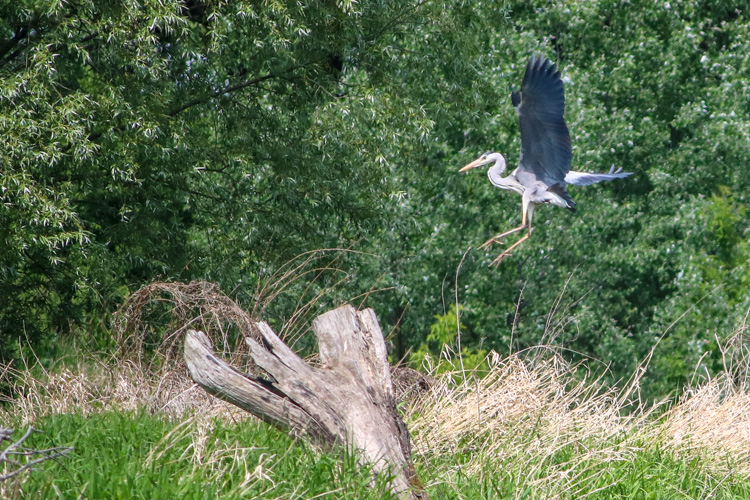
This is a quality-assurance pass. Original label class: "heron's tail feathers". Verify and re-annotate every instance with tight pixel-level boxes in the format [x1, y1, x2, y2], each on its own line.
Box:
[547, 184, 577, 213]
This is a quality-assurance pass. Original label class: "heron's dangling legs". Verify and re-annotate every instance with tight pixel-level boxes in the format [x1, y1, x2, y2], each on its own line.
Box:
[479, 224, 526, 250]
[490, 232, 531, 266]
[480, 191, 537, 250]
[489, 200, 535, 266]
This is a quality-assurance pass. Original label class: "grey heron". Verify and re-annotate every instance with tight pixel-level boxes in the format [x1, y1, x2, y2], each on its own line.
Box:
[460, 55, 632, 265]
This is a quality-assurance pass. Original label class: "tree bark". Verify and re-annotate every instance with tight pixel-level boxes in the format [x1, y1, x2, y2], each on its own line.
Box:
[183, 304, 425, 499]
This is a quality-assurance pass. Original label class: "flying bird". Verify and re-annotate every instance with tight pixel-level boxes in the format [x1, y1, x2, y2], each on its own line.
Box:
[460, 55, 632, 265]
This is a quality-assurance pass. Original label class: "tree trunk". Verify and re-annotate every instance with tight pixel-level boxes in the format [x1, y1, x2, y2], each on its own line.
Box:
[183, 304, 425, 499]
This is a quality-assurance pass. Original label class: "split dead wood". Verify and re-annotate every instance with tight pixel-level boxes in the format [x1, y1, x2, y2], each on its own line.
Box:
[184, 304, 426, 499]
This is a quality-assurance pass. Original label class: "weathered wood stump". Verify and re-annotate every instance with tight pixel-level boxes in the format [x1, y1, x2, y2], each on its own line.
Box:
[183, 304, 425, 499]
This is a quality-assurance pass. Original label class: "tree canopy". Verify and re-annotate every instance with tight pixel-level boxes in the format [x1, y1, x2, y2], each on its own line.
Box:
[3, 0, 750, 400]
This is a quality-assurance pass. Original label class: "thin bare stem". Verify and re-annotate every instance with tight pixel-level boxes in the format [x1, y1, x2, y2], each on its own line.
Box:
[0, 427, 73, 482]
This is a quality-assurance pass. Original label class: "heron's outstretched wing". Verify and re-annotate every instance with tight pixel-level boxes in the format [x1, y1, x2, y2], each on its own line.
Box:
[565, 166, 633, 186]
[512, 55, 571, 187]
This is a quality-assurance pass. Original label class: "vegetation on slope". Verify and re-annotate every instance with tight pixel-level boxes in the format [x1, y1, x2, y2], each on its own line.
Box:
[3, 320, 750, 498]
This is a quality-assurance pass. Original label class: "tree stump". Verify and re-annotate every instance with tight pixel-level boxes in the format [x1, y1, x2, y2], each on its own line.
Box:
[183, 304, 425, 499]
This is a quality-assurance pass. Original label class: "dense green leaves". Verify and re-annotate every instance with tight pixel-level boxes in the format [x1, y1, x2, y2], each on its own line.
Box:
[0, 0, 493, 354]
[356, 0, 750, 400]
[2, 0, 750, 400]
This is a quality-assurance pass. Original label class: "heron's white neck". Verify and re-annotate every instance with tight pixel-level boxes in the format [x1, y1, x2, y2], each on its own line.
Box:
[487, 160, 524, 195]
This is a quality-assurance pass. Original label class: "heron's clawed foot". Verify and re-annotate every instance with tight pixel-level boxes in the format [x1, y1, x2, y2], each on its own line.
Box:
[480, 225, 526, 251]
[489, 250, 513, 266]
[479, 237, 499, 250]
[486, 233, 531, 266]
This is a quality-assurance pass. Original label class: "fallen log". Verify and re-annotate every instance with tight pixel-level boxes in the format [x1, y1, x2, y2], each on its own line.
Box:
[183, 304, 425, 499]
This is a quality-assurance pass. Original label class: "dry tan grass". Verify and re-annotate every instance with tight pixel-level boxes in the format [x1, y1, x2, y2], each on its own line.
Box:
[114, 280, 260, 371]
[0, 353, 249, 426]
[658, 378, 750, 475]
[405, 341, 750, 496]
[406, 351, 655, 496]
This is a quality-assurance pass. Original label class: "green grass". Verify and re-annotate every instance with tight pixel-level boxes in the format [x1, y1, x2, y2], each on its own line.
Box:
[9, 411, 397, 499]
[420, 446, 750, 499]
[7, 410, 750, 499]
[5, 339, 750, 499]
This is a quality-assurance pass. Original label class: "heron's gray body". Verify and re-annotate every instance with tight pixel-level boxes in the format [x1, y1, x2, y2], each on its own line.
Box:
[459, 55, 633, 264]
[484, 155, 632, 209]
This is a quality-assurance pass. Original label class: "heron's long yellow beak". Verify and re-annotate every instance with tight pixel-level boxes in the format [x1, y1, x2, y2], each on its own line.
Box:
[459, 157, 489, 172]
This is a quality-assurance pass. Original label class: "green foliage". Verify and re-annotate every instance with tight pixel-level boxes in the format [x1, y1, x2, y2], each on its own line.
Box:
[359, 0, 750, 400]
[0, 0, 498, 359]
[707, 186, 747, 266]
[4, 0, 750, 400]
[410, 304, 489, 375]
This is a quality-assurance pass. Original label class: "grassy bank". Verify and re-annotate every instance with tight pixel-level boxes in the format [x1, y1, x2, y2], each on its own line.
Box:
[5, 408, 750, 499]
[4, 411, 393, 499]
[3, 348, 750, 498]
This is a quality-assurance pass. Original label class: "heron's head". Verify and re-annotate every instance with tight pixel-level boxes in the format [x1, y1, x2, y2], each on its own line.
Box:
[459, 152, 507, 173]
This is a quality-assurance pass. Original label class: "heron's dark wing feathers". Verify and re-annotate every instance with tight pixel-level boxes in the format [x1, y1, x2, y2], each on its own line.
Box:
[515, 55, 572, 187]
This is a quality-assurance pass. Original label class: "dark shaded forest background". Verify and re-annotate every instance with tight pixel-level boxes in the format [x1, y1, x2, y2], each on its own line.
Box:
[3, 0, 749, 401]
